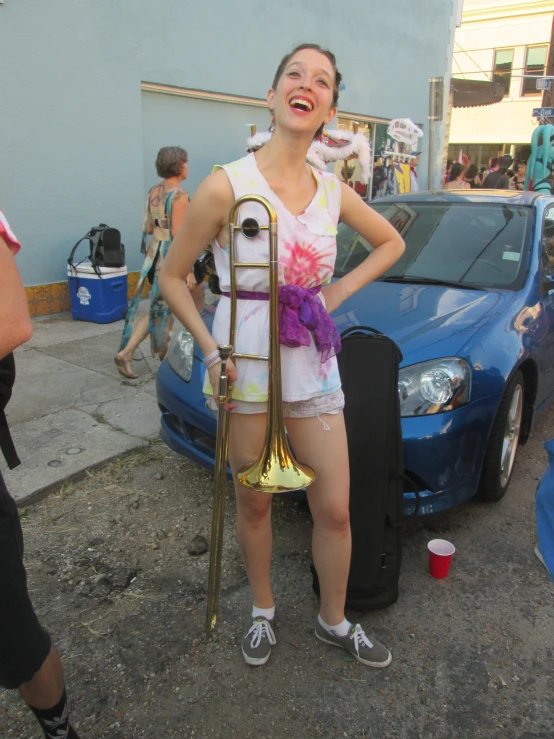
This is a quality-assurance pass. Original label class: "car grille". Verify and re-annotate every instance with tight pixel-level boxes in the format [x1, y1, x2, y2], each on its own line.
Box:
[186, 424, 216, 456]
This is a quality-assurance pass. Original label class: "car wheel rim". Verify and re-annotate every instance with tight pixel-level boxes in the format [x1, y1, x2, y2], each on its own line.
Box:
[499, 384, 523, 489]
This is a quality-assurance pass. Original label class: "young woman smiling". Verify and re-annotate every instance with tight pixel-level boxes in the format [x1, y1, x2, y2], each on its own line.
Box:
[160, 44, 405, 668]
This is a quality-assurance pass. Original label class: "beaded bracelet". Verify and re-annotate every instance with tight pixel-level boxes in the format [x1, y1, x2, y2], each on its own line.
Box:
[203, 349, 221, 369]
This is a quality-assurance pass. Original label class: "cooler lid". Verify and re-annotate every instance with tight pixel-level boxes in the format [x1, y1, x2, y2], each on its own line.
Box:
[67, 260, 127, 276]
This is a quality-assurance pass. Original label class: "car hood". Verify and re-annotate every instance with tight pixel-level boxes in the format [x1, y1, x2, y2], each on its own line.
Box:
[333, 281, 509, 364]
[196, 282, 513, 366]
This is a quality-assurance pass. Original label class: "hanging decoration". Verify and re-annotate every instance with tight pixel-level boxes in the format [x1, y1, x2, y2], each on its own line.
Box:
[387, 118, 424, 150]
[246, 129, 372, 184]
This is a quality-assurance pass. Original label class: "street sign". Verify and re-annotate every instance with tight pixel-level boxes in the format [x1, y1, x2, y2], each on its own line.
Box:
[533, 107, 554, 118]
[537, 78, 552, 90]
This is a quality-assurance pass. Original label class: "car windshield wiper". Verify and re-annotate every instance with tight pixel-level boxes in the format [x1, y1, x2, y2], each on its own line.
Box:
[377, 275, 486, 291]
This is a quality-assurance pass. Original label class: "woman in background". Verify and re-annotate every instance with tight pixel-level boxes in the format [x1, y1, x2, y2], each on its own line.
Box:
[464, 163, 482, 188]
[443, 162, 470, 190]
[510, 161, 527, 191]
[115, 146, 202, 379]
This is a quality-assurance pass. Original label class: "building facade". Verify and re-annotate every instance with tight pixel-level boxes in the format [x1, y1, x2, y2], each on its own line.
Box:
[1, 0, 460, 315]
[449, 0, 553, 167]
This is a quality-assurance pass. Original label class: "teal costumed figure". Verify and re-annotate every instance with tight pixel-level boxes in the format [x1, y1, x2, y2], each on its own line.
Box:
[524, 124, 554, 194]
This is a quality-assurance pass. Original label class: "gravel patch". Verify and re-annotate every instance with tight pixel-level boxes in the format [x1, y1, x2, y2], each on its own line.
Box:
[1, 407, 553, 739]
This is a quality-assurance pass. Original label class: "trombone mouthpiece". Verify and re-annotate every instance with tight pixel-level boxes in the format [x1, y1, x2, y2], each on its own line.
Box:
[218, 344, 233, 362]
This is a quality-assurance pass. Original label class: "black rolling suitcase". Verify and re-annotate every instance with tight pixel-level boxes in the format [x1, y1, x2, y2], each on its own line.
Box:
[311, 326, 418, 610]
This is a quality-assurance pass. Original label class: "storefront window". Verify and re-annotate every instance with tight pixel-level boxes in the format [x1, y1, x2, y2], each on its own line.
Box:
[333, 118, 372, 199]
[372, 123, 391, 200]
[522, 46, 548, 97]
[493, 49, 514, 97]
[447, 144, 531, 170]
[330, 117, 417, 201]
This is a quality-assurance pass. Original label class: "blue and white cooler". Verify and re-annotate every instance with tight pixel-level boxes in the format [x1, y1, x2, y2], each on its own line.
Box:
[67, 261, 128, 323]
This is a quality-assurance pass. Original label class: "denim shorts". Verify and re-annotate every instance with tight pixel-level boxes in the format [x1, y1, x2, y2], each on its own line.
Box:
[0, 470, 51, 689]
[206, 388, 345, 417]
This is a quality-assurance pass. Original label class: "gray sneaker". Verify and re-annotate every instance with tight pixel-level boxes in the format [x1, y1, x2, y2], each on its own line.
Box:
[315, 621, 392, 668]
[241, 616, 276, 666]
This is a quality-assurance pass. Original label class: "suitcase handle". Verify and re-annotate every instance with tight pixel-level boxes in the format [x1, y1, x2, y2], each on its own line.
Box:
[340, 325, 403, 362]
[340, 325, 385, 339]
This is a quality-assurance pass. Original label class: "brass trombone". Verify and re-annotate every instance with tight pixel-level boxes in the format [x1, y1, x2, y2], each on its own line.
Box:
[205, 194, 317, 636]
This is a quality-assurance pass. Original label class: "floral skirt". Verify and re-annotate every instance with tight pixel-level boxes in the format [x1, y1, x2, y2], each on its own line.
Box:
[119, 239, 173, 360]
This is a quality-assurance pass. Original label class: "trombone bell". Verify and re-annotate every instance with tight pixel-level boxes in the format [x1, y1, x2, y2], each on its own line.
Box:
[228, 194, 316, 495]
[238, 433, 316, 493]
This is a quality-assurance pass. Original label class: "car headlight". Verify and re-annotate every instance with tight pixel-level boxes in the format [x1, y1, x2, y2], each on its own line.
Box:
[166, 328, 195, 382]
[398, 358, 470, 417]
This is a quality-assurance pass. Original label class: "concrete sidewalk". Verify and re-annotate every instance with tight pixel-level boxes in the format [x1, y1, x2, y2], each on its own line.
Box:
[4, 306, 161, 505]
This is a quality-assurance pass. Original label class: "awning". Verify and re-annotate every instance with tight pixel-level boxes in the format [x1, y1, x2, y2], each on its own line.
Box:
[451, 78, 505, 108]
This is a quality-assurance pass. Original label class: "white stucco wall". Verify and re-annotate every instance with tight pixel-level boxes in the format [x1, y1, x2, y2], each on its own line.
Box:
[1, 0, 457, 285]
[450, 0, 553, 146]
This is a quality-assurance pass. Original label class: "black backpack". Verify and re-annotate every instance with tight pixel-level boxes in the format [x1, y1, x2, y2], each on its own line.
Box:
[311, 326, 419, 610]
[68, 224, 125, 276]
[0, 353, 20, 469]
[193, 248, 222, 295]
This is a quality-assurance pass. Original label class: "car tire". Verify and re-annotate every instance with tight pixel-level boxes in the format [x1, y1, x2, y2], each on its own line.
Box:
[477, 370, 524, 503]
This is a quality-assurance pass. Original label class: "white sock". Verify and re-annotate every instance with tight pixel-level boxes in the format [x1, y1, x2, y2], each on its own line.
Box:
[252, 605, 275, 621]
[318, 614, 351, 637]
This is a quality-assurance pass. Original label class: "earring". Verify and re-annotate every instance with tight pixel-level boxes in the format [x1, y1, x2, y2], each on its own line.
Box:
[269, 112, 275, 133]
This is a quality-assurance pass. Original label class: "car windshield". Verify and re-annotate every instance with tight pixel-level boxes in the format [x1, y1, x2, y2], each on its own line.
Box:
[334, 202, 532, 289]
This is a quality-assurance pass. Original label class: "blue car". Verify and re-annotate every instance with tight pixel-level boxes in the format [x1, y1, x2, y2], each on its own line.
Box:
[157, 190, 554, 516]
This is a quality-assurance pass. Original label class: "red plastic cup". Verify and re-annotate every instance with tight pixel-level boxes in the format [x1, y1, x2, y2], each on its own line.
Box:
[428, 539, 455, 579]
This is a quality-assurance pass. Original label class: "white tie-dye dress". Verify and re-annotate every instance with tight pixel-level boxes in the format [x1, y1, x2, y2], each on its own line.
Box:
[203, 153, 343, 404]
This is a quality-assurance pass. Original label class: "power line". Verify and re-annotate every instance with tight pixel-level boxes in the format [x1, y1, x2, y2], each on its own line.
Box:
[454, 41, 491, 78]
[453, 44, 550, 77]
[452, 56, 465, 77]
[453, 65, 547, 76]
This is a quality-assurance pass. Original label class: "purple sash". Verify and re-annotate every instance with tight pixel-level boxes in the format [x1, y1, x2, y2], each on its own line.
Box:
[222, 285, 341, 363]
